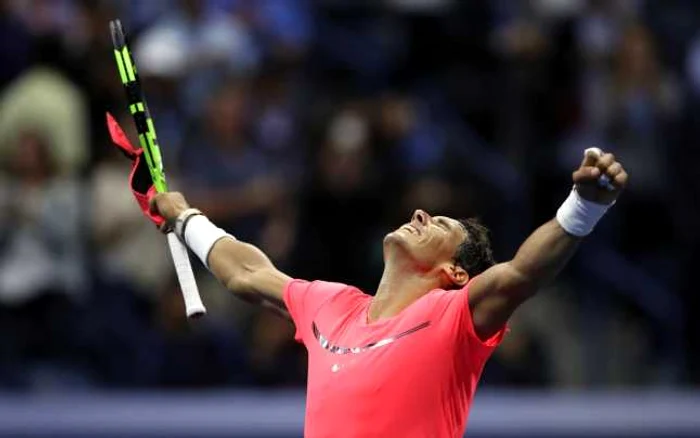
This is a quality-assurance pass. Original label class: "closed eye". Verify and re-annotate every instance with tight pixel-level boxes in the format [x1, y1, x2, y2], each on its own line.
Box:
[436, 218, 450, 231]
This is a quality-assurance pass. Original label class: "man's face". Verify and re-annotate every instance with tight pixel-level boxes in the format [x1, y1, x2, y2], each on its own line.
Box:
[385, 209, 467, 275]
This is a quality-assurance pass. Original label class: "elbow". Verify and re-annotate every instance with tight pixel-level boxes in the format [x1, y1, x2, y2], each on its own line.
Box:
[225, 271, 252, 296]
[223, 260, 278, 301]
[225, 273, 263, 305]
[223, 264, 257, 296]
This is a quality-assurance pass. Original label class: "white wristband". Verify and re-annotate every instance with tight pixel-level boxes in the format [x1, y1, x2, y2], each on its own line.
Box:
[556, 188, 612, 237]
[182, 214, 235, 268]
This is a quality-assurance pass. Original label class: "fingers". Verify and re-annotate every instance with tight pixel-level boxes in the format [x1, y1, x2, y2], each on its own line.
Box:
[581, 147, 602, 167]
[606, 162, 622, 177]
[575, 148, 628, 190]
[595, 152, 615, 173]
[613, 169, 628, 188]
[150, 191, 190, 221]
[596, 154, 631, 190]
[572, 166, 600, 184]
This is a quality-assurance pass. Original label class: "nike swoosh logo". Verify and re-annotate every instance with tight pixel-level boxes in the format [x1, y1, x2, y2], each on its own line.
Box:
[312, 321, 431, 355]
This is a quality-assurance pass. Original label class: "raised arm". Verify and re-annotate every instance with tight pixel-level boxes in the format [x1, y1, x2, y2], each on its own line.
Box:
[468, 149, 628, 340]
[150, 192, 292, 317]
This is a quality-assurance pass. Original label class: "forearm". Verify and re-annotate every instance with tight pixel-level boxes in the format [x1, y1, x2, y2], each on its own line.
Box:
[179, 212, 290, 310]
[509, 180, 616, 291]
[508, 219, 581, 292]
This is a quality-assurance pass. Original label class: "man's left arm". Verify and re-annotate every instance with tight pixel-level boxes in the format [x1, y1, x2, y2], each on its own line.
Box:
[468, 149, 629, 340]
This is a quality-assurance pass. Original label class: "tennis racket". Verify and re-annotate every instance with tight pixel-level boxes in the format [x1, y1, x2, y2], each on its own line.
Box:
[110, 19, 206, 318]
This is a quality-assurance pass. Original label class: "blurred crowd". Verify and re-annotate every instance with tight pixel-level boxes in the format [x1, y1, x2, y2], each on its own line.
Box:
[0, 0, 697, 391]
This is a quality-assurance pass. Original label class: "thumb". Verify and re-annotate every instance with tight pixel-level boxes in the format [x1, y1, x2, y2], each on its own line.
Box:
[581, 147, 602, 167]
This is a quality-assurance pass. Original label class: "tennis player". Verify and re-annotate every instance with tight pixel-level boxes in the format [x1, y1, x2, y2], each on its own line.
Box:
[147, 148, 627, 437]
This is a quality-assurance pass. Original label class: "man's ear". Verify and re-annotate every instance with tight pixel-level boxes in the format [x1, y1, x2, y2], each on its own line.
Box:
[441, 263, 469, 288]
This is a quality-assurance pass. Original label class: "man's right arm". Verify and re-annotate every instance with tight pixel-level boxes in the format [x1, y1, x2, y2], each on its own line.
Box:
[150, 192, 292, 317]
[207, 237, 292, 317]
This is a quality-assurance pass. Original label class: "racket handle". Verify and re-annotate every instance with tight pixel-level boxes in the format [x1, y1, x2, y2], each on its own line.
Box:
[597, 174, 615, 191]
[166, 232, 206, 318]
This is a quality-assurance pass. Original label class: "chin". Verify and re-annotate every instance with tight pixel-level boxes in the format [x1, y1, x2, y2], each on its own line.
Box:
[383, 230, 402, 246]
[383, 230, 412, 253]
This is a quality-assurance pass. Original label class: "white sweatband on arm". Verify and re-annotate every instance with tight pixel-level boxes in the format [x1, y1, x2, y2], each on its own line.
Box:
[556, 188, 613, 237]
[176, 211, 234, 268]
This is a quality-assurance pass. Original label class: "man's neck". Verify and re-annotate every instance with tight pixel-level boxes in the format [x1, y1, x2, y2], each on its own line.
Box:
[368, 261, 441, 323]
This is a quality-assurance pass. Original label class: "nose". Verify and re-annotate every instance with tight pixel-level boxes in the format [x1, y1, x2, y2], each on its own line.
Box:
[412, 209, 430, 226]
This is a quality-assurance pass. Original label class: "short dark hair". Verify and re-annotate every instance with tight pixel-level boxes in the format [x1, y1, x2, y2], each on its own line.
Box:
[453, 218, 496, 279]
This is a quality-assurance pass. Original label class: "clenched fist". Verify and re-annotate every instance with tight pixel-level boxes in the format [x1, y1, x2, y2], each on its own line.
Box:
[149, 192, 191, 229]
[573, 148, 628, 205]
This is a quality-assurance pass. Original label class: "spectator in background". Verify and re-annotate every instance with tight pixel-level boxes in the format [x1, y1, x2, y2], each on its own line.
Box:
[570, 22, 681, 261]
[585, 23, 680, 190]
[150, 276, 249, 388]
[373, 93, 459, 235]
[0, 130, 86, 387]
[223, 0, 312, 64]
[295, 103, 384, 291]
[179, 78, 287, 242]
[246, 301, 305, 387]
[607, 24, 680, 192]
[132, 22, 188, 170]
[137, 0, 260, 120]
[0, 67, 87, 175]
[0, 66, 88, 388]
[62, 0, 125, 166]
[177, 77, 295, 328]
[251, 63, 305, 188]
[375, 93, 448, 179]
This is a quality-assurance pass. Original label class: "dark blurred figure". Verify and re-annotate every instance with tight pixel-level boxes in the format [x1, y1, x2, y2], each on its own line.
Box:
[295, 103, 384, 291]
[605, 24, 681, 260]
[246, 309, 306, 387]
[0, 0, 33, 87]
[179, 78, 288, 243]
[152, 277, 249, 387]
[138, 0, 260, 121]
[482, 325, 549, 387]
[0, 131, 87, 389]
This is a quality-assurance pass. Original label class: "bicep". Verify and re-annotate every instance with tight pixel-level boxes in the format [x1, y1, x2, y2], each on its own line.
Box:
[468, 262, 532, 340]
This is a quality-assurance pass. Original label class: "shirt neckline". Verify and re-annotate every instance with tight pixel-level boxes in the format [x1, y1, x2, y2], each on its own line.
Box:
[359, 289, 438, 328]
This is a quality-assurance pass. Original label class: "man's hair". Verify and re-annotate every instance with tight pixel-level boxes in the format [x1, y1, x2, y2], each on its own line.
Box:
[453, 218, 496, 279]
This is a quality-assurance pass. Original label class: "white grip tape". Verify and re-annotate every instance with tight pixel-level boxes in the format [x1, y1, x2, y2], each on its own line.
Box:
[167, 232, 206, 318]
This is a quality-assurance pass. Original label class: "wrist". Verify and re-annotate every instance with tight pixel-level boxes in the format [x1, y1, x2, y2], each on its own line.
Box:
[175, 211, 234, 268]
[174, 208, 203, 239]
[556, 187, 612, 237]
